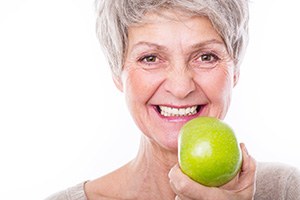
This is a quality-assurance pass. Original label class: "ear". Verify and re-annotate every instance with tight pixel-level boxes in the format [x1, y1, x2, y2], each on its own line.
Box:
[113, 75, 124, 92]
[233, 68, 240, 87]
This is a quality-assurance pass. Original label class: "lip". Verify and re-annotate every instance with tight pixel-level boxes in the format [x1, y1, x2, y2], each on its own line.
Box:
[153, 104, 205, 122]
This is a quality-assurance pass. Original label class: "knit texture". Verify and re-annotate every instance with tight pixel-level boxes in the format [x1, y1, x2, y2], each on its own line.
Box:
[45, 182, 87, 200]
[254, 162, 300, 200]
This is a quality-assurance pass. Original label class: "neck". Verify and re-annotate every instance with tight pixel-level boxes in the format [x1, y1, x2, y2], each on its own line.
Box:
[128, 136, 178, 199]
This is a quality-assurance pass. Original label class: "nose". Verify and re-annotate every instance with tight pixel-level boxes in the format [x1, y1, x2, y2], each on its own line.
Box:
[164, 67, 196, 99]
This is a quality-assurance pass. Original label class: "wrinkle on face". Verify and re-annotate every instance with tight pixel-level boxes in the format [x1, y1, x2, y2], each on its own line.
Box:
[120, 9, 237, 151]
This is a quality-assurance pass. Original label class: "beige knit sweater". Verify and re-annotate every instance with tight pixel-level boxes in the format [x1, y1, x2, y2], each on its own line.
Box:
[45, 162, 300, 200]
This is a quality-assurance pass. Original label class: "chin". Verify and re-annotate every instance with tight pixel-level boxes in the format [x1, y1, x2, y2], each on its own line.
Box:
[156, 132, 180, 153]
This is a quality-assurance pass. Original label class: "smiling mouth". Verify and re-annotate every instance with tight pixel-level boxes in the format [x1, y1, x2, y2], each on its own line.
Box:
[156, 105, 202, 117]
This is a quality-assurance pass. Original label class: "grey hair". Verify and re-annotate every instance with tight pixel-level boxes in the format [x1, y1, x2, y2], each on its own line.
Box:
[96, 0, 249, 77]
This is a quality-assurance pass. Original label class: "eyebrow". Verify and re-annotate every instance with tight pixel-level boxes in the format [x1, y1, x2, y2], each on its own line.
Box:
[131, 39, 225, 52]
[190, 39, 225, 49]
[131, 41, 168, 51]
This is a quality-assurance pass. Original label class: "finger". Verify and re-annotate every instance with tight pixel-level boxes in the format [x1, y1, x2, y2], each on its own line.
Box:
[169, 164, 191, 194]
[238, 143, 257, 190]
[169, 164, 220, 199]
[221, 143, 256, 190]
[169, 164, 200, 195]
[240, 143, 256, 178]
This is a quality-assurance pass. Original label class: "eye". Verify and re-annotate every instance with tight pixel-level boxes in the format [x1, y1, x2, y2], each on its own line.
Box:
[199, 53, 218, 63]
[192, 52, 220, 69]
[139, 55, 159, 64]
[136, 54, 166, 70]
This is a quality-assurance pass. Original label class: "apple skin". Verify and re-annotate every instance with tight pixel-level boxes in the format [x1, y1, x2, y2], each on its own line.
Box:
[178, 117, 242, 187]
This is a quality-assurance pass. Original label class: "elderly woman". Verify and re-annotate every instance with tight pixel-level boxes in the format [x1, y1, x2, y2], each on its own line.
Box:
[46, 0, 300, 199]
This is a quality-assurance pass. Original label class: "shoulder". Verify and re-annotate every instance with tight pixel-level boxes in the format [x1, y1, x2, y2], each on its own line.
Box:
[255, 162, 300, 200]
[45, 182, 87, 200]
[256, 162, 300, 185]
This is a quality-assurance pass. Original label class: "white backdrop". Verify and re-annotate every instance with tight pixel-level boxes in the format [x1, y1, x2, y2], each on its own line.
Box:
[0, 0, 300, 199]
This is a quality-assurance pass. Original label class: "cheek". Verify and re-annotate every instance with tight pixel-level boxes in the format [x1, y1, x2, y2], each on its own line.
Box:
[197, 67, 234, 102]
[123, 69, 164, 106]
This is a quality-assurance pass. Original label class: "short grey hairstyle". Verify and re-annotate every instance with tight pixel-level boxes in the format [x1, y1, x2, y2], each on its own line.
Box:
[96, 0, 249, 77]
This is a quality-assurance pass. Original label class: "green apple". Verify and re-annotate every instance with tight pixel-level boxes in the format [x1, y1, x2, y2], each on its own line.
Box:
[178, 117, 242, 187]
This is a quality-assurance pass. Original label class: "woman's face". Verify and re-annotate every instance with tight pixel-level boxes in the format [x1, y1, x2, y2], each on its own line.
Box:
[116, 10, 238, 152]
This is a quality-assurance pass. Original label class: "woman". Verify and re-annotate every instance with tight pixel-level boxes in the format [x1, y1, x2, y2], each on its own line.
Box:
[46, 0, 300, 199]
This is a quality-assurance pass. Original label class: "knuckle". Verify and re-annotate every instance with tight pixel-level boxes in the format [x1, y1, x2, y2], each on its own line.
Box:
[175, 179, 190, 194]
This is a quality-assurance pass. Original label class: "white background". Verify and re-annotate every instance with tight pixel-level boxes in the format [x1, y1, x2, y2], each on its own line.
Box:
[1, 0, 300, 199]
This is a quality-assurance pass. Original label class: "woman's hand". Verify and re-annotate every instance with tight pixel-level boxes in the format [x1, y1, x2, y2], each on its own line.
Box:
[169, 143, 256, 200]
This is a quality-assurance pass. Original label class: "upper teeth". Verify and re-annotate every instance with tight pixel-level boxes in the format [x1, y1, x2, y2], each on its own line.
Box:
[159, 105, 198, 117]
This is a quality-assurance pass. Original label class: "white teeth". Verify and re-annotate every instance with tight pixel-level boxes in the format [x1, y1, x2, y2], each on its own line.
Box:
[159, 106, 198, 117]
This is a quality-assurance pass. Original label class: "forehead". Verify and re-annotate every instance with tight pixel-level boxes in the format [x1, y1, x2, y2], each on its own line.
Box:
[127, 10, 224, 49]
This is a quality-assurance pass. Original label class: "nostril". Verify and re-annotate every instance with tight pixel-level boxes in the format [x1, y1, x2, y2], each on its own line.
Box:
[164, 76, 196, 99]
